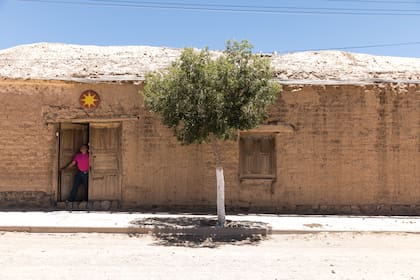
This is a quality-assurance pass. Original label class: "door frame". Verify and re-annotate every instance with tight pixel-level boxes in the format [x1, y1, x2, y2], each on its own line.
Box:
[56, 121, 123, 203]
[57, 122, 89, 202]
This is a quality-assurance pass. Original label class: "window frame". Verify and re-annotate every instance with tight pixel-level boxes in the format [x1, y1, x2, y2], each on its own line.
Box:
[238, 133, 277, 180]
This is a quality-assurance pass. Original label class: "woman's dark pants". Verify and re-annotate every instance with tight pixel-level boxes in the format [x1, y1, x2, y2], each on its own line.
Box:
[69, 170, 88, 202]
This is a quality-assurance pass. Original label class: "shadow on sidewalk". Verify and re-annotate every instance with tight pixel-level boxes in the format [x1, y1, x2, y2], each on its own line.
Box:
[129, 217, 270, 248]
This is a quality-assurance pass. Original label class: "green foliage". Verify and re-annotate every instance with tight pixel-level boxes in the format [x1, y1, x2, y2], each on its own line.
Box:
[144, 40, 281, 145]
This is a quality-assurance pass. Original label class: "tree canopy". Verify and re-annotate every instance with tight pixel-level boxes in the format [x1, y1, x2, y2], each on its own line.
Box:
[144, 40, 281, 145]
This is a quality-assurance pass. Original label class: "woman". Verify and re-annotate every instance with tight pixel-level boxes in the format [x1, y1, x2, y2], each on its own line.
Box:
[62, 144, 89, 202]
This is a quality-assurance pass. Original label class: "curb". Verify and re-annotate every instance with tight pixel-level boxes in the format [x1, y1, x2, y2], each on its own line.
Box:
[0, 225, 271, 236]
[0, 226, 149, 234]
[2, 226, 420, 235]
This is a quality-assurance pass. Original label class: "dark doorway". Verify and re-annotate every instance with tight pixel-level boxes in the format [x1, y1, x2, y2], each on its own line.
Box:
[58, 123, 89, 202]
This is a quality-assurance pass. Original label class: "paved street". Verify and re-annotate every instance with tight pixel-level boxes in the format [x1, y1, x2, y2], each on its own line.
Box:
[0, 231, 419, 280]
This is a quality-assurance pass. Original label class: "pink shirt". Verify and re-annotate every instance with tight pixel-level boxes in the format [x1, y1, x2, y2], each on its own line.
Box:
[73, 153, 89, 172]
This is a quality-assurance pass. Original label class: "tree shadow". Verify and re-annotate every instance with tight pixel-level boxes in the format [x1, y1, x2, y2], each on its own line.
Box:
[129, 217, 271, 248]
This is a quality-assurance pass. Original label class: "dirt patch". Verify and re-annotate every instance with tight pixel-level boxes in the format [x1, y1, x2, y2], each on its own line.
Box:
[130, 217, 271, 248]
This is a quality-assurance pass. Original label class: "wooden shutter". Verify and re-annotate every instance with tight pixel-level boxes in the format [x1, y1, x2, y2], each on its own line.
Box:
[239, 134, 276, 179]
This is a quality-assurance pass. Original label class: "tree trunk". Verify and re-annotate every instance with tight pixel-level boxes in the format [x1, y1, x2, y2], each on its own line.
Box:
[216, 166, 225, 226]
[211, 135, 226, 227]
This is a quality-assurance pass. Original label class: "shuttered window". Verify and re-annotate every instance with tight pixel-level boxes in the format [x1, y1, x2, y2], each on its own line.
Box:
[239, 134, 276, 179]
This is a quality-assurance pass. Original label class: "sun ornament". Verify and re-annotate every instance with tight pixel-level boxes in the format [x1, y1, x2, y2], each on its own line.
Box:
[80, 90, 100, 110]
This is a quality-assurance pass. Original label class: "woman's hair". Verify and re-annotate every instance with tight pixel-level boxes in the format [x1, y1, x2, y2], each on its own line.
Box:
[80, 144, 88, 149]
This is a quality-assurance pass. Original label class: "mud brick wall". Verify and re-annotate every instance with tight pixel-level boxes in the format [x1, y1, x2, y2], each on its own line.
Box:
[0, 80, 140, 209]
[264, 83, 420, 211]
[0, 79, 418, 214]
[0, 81, 57, 208]
[221, 83, 419, 213]
[127, 83, 420, 215]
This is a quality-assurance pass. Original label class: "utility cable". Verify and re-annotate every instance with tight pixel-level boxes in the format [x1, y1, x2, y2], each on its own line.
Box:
[326, 0, 420, 4]
[85, 0, 420, 12]
[285, 41, 420, 52]
[16, 0, 420, 16]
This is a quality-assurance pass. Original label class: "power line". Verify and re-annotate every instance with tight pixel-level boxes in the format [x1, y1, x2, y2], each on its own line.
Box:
[89, 0, 420, 5]
[326, 0, 420, 4]
[286, 41, 420, 52]
[86, 0, 420, 13]
[17, 0, 420, 16]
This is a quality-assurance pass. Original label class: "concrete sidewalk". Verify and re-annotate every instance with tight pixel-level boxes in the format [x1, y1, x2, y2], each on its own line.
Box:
[1, 211, 420, 234]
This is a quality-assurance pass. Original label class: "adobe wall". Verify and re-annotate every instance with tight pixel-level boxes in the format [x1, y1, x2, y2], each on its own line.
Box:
[127, 83, 420, 215]
[0, 79, 419, 215]
[238, 83, 420, 214]
[0, 79, 140, 208]
[236, 83, 419, 214]
[0, 80, 55, 208]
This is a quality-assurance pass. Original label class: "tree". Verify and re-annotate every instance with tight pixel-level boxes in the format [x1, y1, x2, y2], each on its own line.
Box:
[144, 40, 281, 226]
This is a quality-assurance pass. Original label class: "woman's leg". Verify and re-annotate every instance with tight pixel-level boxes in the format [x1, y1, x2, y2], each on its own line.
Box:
[82, 173, 89, 201]
[69, 171, 82, 202]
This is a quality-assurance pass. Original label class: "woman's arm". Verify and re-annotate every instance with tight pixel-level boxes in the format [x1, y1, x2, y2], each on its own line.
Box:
[62, 160, 76, 170]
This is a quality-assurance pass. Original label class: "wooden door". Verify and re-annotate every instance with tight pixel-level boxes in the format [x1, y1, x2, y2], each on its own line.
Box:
[59, 123, 89, 201]
[89, 122, 121, 201]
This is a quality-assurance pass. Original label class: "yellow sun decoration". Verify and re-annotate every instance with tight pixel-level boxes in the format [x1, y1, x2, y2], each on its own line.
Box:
[82, 92, 97, 108]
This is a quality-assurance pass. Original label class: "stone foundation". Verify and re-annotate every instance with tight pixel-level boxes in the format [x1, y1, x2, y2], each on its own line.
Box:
[0, 191, 53, 209]
[56, 200, 120, 211]
[226, 204, 420, 216]
[1, 195, 420, 216]
[117, 203, 420, 216]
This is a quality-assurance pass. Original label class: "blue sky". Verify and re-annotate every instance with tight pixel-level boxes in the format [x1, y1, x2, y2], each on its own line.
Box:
[1, 0, 420, 57]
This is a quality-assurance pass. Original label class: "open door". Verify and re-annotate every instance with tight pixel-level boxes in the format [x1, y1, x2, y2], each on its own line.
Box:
[59, 123, 89, 201]
[89, 122, 121, 201]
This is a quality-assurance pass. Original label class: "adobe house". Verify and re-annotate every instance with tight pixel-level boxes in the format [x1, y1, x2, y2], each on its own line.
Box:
[0, 43, 419, 214]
